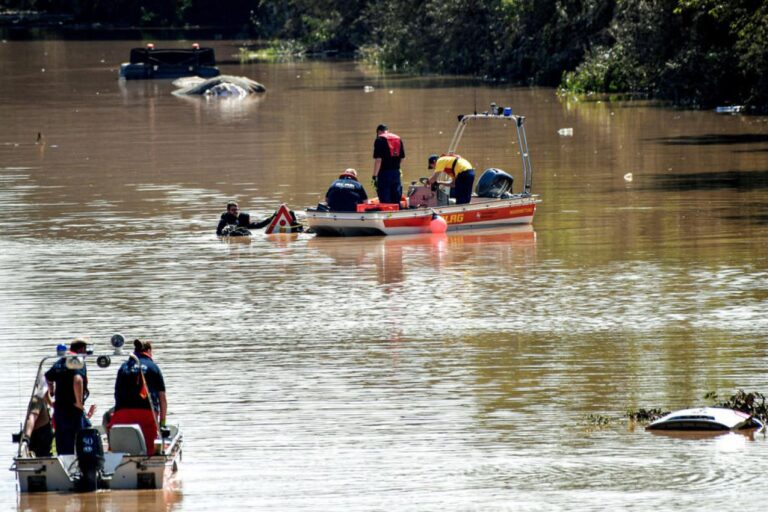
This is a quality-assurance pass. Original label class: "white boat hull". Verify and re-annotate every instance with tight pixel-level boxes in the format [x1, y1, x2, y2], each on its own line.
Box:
[306, 195, 539, 236]
[12, 429, 182, 493]
[434, 196, 538, 230]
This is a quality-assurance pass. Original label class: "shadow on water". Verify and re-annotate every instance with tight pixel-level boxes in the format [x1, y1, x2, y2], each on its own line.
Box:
[722, 204, 768, 225]
[733, 148, 768, 154]
[648, 134, 768, 146]
[648, 170, 768, 192]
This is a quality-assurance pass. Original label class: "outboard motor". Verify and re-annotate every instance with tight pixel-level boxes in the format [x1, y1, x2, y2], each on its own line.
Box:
[74, 428, 104, 492]
[475, 168, 514, 198]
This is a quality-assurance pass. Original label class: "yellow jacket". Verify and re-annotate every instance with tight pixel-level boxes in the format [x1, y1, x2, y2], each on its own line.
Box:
[434, 155, 473, 177]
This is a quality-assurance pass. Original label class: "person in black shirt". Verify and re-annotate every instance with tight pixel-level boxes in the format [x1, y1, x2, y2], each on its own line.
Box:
[372, 124, 405, 205]
[44, 339, 93, 455]
[325, 169, 368, 212]
[216, 201, 274, 236]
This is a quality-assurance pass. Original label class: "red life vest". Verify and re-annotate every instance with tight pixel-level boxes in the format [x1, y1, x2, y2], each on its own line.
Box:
[380, 131, 402, 158]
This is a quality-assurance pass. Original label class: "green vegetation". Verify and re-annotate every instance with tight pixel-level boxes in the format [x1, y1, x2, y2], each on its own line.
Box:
[562, 0, 768, 108]
[3, 0, 766, 108]
[708, 389, 768, 424]
[238, 39, 306, 62]
[627, 407, 668, 423]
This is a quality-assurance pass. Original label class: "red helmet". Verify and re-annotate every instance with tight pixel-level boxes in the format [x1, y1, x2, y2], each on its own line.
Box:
[339, 168, 358, 181]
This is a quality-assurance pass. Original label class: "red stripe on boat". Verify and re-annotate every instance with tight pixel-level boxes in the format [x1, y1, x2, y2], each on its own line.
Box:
[383, 216, 432, 228]
[444, 204, 536, 225]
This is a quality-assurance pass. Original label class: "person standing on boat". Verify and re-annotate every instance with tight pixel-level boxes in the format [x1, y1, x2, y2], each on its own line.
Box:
[44, 338, 93, 455]
[325, 169, 368, 212]
[216, 201, 275, 236]
[372, 124, 405, 205]
[426, 154, 476, 204]
[110, 339, 167, 456]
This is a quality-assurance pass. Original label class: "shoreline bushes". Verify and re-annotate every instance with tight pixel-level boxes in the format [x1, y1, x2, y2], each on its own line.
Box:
[2, 0, 766, 108]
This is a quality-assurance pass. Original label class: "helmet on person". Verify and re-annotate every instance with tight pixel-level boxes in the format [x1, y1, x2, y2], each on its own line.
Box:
[428, 154, 439, 166]
[339, 168, 358, 181]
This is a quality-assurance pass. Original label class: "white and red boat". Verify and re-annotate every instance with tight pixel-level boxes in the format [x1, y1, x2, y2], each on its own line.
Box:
[305, 108, 542, 236]
[10, 334, 182, 493]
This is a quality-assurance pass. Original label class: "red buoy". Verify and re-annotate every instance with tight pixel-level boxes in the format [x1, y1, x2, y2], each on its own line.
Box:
[430, 213, 447, 233]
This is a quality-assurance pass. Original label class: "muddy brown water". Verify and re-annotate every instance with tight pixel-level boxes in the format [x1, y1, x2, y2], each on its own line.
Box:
[1, 40, 768, 511]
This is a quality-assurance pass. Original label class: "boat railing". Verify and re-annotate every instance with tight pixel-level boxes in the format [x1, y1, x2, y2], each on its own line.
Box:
[15, 338, 170, 458]
[447, 111, 535, 196]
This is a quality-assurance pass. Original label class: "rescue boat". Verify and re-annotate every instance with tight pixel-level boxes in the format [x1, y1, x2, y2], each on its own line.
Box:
[646, 407, 764, 432]
[10, 334, 182, 493]
[305, 107, 542, 236]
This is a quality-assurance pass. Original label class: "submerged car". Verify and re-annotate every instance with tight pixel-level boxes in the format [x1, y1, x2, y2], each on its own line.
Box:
[646, 407, 763, 431]
[119, 43, 220, 80]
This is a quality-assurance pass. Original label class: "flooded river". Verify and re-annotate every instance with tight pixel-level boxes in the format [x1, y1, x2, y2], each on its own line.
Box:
[1, 39, 768, 511]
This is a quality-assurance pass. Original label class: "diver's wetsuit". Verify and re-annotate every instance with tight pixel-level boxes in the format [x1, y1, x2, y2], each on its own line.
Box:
[216, 212, 273, 236]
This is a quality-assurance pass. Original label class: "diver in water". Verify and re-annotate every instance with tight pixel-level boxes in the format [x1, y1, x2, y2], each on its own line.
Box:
[216, 201, 275, 236]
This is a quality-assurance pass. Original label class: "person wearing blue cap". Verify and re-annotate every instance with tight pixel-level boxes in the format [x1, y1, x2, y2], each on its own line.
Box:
[428, 154, 438, 172]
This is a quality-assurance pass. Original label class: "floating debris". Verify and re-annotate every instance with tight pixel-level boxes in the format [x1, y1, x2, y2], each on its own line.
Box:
[583, 413, 615, 426]
[623, 172, 633, 182]
[627, 408, 669, 423]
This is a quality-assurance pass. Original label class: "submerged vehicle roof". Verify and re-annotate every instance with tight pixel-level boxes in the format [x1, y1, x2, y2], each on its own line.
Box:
[646, 407, 763, 431]
[128, 46, 216, 66]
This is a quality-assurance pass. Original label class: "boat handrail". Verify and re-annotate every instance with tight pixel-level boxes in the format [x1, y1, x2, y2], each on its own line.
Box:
[17, 343, 167, 458]
[8, 461, 47, 472]
[447, 111, 535, 195]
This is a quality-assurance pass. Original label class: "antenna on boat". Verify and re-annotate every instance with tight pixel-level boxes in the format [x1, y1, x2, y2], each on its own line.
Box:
[473, 90, 477, 115]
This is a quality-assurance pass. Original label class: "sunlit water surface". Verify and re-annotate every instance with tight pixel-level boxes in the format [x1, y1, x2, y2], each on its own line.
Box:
[1, 40, 768, 511]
